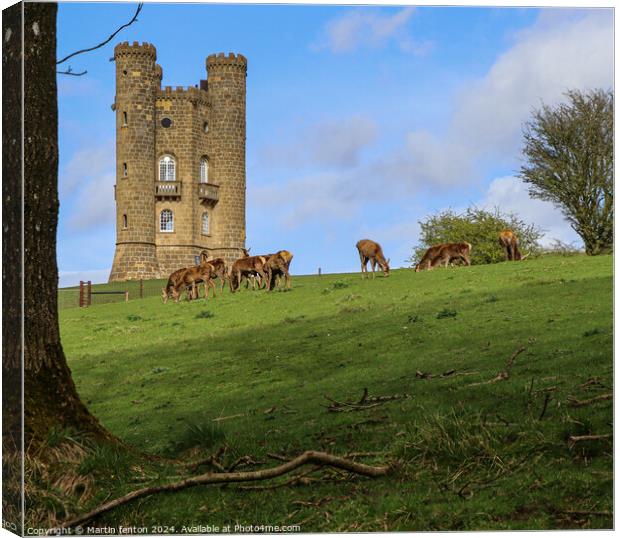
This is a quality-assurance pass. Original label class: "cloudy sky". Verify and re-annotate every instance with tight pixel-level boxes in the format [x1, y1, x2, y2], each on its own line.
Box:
[56, 3, 613, 286]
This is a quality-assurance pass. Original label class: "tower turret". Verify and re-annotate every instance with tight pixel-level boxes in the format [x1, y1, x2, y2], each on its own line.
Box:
[109, 42, 160, 281]
[205, 53, 247, 262]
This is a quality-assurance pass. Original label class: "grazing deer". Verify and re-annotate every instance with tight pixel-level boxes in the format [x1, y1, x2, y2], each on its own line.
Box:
[499, 230, 528, 261]
[199, 251, 229, 294]
[162, 263, 217, 303]
[356, 239, 390, 279]
[415, 242, 472, 272]
[432, 242, 472, 268]
[162, 267, 190, 303]
[229, 254, 268, 292]
[263, 251, 293, 291]
[415, 245, 445, 272]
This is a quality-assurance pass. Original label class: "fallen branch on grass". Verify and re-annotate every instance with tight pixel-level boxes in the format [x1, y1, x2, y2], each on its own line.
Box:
[561, 509, 612, 517]
[324, 389, 410, 412]
[236, 465, 321, 491]
[578, 377, 606, 390]
[567, 393, 612, 408]
[568, 434, 612, 446]
[415, 369, 477, 380]
[212, 412, 246, 422]
[51, 451, 392, 531]
[468, 346, 525, 387]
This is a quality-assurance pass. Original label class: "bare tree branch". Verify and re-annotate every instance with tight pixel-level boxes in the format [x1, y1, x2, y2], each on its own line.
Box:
[57, 67, 87, 77]
[51, 451, 392, 532]
[56, 3, 143, 66]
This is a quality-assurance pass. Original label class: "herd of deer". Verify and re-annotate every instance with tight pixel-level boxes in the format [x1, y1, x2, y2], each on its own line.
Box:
[356, 230, 526, 278]
[161, 230, 525, 303]
[161, 248, 293, 303]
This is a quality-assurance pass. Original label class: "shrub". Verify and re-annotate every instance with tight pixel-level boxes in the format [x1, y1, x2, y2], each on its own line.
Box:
[409, 206, 543, 266]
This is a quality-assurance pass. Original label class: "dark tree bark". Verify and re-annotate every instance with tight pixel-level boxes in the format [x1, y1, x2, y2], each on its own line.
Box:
[8, 2, 113, 447]
[3, 3, 25, 533]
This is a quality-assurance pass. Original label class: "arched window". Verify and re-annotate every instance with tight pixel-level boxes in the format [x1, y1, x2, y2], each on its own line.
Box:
[122, 214, 128, 229]
[159, 155, 176, 181]
[202, 212, 209, 234]
[200, 157, 209, 183]
[160, 209, 174, 232]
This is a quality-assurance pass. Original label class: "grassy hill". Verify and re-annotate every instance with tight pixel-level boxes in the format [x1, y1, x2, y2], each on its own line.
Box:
[54, 254, 612, 531]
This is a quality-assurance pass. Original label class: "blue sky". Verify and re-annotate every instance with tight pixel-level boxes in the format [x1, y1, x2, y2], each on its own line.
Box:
[56, 3, 613, 286]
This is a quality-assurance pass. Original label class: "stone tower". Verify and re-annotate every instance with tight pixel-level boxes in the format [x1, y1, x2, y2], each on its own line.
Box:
[108, 42, 247, 282]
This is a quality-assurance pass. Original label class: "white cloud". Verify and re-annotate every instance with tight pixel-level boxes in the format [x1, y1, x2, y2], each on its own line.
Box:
[313, 8, 430, 55]
[60, 140, 117, 232]
[480, 175, 581, 247]
[259, 115, 377, 169]
[60, 141, 114, 197]
[413, 10, 613, 186]
[67, 172, 116, 231]
[255, 10, 611, 240]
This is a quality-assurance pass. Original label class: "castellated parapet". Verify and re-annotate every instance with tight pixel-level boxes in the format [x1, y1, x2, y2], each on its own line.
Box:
[108, 42, 247, 281]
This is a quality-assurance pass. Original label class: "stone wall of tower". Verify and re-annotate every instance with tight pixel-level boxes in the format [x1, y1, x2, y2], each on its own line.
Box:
[109, 44, 247, 281]
[205, 53, 247, 266]
[109, 42, 159, 281]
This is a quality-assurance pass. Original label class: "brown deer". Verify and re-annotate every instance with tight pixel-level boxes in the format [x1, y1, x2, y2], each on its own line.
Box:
[432, 242, 472, 268]
[199, 251, 229, 294]
[499, 230, 526, 261]
[414, 245, 445, 272]
[163, 263, 217, 303]
[263, 251, 293, 291]
[356, 239, 390, 279]
[415, 242, 472, 272]
[177, 263, 217, 301]
[229, 254, 268, 292]
[162, 267, 190, 303]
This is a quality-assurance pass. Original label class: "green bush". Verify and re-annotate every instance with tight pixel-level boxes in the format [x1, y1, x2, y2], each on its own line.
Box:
[409, 206, 543, 266]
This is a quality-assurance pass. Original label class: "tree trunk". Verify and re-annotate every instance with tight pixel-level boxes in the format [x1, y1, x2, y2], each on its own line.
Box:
[3, 3, 25, 532]
[7, 2, 113, 447]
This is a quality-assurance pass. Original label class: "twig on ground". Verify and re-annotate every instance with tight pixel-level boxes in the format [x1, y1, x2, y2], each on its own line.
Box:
[52, 451, 391, 531]
[538, 393, 552, 421]
[185, 447, 226, 472]
[568, 434, 612, 446]
[578, 377, 606, 390]
[561, 509, 612, 517]
[212, 413, 246, 422]
[468, 346, 525, 386]
[567, 393, 612, 408]
[266, 452, 289, 462]
[415, 369, 476, 380]
[325, 389, 410, 412]
[236, 465, 321, 491]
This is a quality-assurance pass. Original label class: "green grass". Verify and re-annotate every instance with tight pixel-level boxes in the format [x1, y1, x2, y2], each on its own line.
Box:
[58, 254, 613, 531]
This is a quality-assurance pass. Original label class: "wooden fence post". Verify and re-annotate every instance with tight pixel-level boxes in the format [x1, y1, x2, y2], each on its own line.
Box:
[139, 279, 144, 299]
[125, 291, 129, 303]
[79, 281, 84, 307]
[87, 281, 92, 307]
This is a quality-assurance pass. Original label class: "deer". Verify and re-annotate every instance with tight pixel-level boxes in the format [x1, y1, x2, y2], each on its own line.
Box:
[162, 263, 217, 303]
[414, 245, 445, 272]
[199, 251, 229, 294]
[162, 267, 191, 303]
[356, 239, 390, 279]
[229, 253, 268, 293]
[415, 242, 472, 272]
[499, 230, 528, 261]
[263, 251, 293, 291]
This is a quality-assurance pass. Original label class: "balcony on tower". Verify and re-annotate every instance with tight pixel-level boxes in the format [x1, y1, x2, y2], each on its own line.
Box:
[155, 181, 182, 199]
[198, 182, 219, 203]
